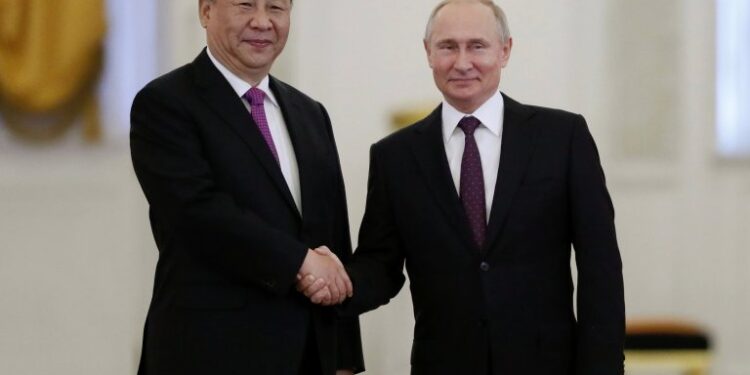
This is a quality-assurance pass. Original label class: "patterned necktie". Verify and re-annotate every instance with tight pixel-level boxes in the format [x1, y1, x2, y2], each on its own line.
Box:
[458, 116, 486, 251]
[243, 87, 279, 164]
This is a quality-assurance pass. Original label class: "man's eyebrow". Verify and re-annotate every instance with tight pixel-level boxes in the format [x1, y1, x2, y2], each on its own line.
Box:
[434, 37, 491, 44]
[434, 38, 457, 44]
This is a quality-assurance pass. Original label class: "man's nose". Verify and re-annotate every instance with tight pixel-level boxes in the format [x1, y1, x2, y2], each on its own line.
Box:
[250, 9, 272, 30]
[454, 49, 473, 71]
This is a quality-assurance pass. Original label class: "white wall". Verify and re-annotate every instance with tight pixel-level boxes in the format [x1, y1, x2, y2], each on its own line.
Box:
[0, 142, 153, 375]
[0, 0, 158, 374]
[1, 0, 749, 374]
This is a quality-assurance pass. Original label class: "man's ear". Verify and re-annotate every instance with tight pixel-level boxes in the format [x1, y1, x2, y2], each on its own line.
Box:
[424, 39, 434, 69]
[199, 0, 213, 29]
[500, 37, 513, 68]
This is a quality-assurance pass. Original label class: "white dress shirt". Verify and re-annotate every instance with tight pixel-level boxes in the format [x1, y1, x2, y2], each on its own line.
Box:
[442, 91, 504, 222]
[207, 47, 302, 214]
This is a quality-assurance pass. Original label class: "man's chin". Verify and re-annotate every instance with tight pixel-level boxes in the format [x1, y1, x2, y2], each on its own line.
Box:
[445, 90, 479, 103]
[239, 56, 275, 70]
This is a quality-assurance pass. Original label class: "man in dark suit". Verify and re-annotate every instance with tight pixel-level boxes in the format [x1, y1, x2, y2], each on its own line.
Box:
[130, 0, 363, 374]
[299, 0, 625, 374]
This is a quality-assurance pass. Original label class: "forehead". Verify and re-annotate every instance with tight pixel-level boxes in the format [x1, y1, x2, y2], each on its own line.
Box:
[431, 2, 498, 41]
[214, 0, 291, 5]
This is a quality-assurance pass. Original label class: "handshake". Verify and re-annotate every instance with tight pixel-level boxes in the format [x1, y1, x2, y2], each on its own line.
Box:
[296, 246, 352, 306]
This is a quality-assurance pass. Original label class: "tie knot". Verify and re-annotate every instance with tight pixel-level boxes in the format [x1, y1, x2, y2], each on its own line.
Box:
[458, 116, 481, 136]
[244, 87, 265, 106]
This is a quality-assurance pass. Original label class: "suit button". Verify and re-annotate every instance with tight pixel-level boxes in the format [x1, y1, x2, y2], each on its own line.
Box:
[480, 262, 490, 271]
[478, 318, 489, 327]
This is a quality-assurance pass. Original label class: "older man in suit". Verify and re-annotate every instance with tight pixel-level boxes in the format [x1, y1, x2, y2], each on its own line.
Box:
[300, 1, 625, 374]
[130, 0, 363, 374]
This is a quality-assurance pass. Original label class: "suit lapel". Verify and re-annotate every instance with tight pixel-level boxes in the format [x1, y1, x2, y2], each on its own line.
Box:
[192, 50, 299, 217]
[269, 77, 314, 219]
[484, 94, 537, 253]
[410, 106, 477, 252]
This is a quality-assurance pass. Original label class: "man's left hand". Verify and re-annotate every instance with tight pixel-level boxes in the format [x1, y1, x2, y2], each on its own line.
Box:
[336, 370, 354, 375]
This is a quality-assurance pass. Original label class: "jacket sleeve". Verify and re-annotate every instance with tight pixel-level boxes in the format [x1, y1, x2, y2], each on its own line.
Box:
[318, 103, 365, 373]
[568, 115, 626, 374]
[130, 84, 308, 295]
[341, 143, 407, 317]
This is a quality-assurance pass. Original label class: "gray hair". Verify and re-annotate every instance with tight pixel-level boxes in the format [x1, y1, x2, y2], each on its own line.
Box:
[424, 0, 510, 43]
[200, 0, 294, 5]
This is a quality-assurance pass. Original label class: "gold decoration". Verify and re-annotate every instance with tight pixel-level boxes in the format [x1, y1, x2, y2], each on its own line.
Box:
[0, 0, 106, 142]
[390, 103, 437, 129]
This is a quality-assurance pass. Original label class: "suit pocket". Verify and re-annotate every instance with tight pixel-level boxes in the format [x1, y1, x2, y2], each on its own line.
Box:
[538, 323, 574, 363]
[174, 285, 248, 310]
[513, 177, 565, 213]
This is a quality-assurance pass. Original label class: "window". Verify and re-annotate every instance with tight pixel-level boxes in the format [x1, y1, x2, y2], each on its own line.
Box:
[97, 0, 159, 138]
[717, 0, 750, 158]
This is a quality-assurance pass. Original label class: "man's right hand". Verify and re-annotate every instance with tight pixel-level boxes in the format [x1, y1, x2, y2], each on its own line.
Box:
[297, 246, 352, 305]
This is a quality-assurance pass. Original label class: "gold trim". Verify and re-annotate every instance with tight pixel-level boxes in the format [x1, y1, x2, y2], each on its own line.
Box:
[391, 104, 437, 129]
[625, 350, 711, 372]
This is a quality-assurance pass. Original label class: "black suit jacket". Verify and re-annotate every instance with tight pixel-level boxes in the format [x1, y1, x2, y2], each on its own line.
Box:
[130, 50, 364, 375]
[344, 94, 624, 375]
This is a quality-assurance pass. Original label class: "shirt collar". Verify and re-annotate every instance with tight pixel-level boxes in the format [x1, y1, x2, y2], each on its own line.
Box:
[441, 91, 504, 142]
[206, 47, 280, 108]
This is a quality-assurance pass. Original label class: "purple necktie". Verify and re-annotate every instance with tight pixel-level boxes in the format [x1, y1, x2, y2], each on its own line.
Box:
[244, 87, 279, 164]
[458, 116, 486, 251]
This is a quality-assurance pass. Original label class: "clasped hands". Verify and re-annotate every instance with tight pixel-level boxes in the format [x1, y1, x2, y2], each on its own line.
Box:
[296, 246, 352, 305]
